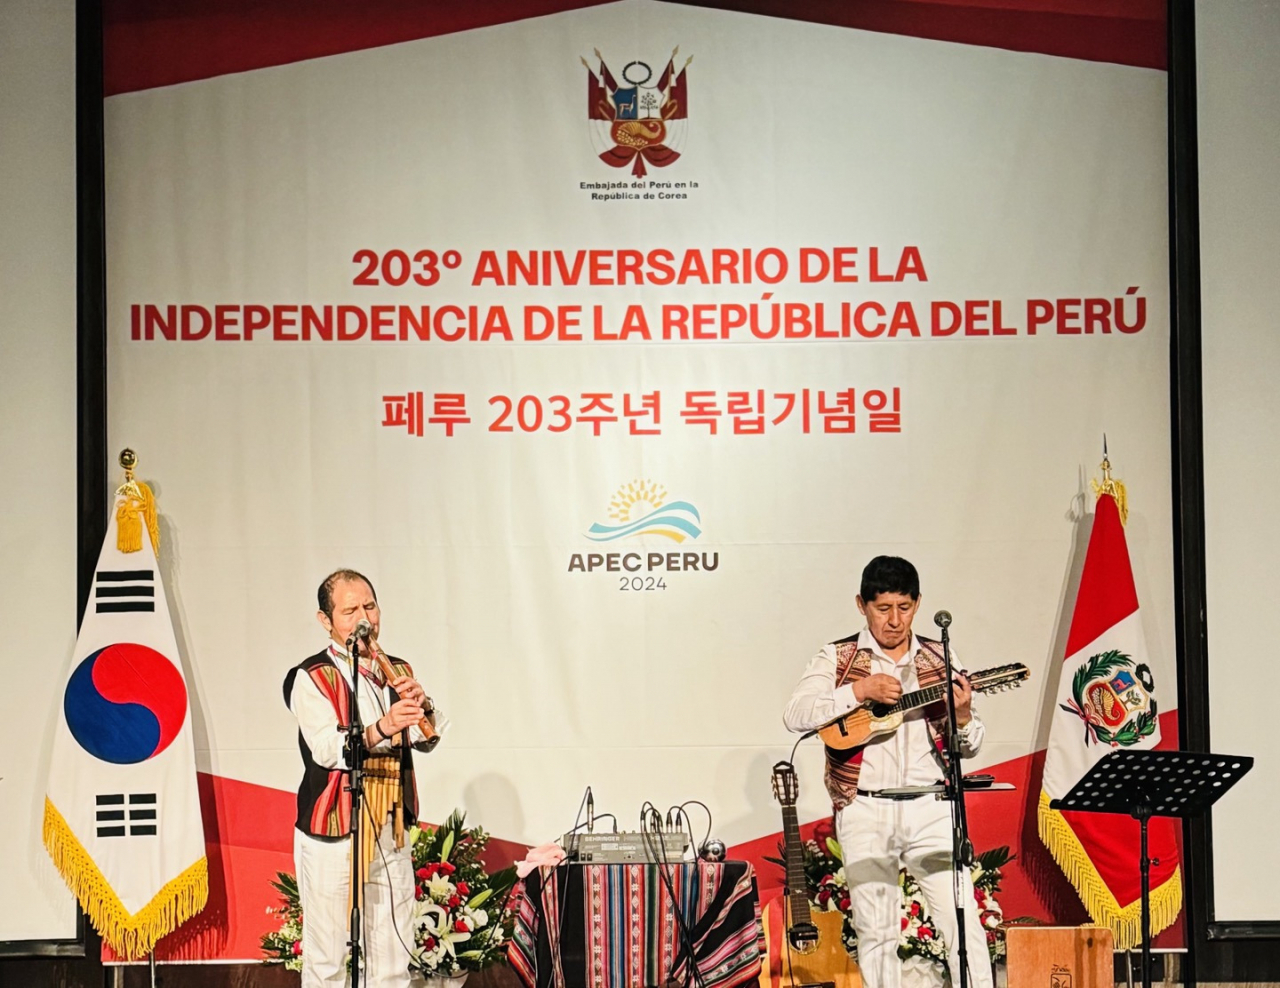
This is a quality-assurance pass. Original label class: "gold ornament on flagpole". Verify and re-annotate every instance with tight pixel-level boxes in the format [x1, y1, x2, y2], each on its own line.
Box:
[115, 448, 160, 554]
[1090, 435, 1128, 526]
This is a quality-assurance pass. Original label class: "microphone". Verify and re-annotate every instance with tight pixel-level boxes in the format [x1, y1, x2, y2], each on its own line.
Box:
[586, 787, 594, 834]
[353, 619, 373, 640]
[934, 610, 952, 629]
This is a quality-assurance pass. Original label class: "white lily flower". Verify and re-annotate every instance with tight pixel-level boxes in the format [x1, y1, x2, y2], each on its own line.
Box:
[425, 873, 454, 903]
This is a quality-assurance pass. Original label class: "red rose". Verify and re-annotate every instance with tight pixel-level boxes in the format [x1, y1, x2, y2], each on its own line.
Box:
[909, 901, 921, 918]
[441, 862, 456, 875]
[291, 941, 302, 955]
[424, 936, 437, 950]
[456, 881, 470, 896]
[817, 889, 831, 905]
[448, 895, 462, 908]
[819, 873, 834, 886]
[986, 930, 997, 945]
[901, 917, 909, 930]
[416, 867, 430, 880]
[424, 863, 439, 877]
[838, 896, 850, 912]
[919, 927, 933, 941]
[454, 919, 469, 933]
[812, 817, 835, 844]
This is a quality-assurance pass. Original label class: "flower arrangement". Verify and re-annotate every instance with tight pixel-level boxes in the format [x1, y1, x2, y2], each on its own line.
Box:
[772, 820, 1011, 968]
[261, 809, 518, 978]
[410, 810, 518, 978]
[260, 872, 304, 970]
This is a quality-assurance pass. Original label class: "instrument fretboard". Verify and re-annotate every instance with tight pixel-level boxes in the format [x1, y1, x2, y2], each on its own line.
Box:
[780, 804, 812, 924]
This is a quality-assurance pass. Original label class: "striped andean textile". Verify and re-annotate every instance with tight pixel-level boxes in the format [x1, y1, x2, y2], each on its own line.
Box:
[508, 860, 763, 988]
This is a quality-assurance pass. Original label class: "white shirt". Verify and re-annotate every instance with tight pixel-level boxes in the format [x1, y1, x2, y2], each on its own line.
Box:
[290, 641, 444, 770]
[783, 628, 983, 790]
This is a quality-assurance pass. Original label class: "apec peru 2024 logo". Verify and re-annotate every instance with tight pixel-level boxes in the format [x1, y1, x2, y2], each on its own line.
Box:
[567, 480, 719, 587]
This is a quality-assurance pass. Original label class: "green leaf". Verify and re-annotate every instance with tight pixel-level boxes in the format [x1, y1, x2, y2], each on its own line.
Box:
[1071, 649, 1132, 709]
[469, 888, 493, 908]
[975, 846, 1012, 871]
[826, 837, 844, 863]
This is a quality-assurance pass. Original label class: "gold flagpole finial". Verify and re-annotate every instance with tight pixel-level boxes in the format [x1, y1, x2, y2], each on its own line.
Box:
[116, 448, 141, 498]
[114, 448, 160, 554]
[1091, 434, 1129, 526]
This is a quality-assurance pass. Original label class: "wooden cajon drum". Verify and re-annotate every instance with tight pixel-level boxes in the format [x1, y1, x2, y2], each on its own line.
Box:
[1006, 925, 1114, 988]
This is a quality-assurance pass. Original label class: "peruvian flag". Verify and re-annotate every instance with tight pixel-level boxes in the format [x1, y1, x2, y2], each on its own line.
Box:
[1039, 490, 1182, 949]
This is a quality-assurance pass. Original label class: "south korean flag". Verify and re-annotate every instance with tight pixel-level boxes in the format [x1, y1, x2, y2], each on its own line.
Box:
[43, 490, 207, 958]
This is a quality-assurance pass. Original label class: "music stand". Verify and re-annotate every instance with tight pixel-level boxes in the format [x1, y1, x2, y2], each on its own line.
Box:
[1049, 749, 1253, 988]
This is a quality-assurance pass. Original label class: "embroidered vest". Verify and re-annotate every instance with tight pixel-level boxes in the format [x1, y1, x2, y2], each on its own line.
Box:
[823, 633, 951, 811]
[283, 649, 421, 840]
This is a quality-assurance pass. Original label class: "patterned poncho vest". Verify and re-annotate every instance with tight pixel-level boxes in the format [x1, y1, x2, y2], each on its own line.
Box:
[283, 649, 421, 839]
[824, 632, 951, 811]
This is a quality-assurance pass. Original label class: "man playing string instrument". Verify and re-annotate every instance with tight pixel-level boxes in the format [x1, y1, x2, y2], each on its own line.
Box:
[783, 555, 993, 988]
[284, 568, 442, 988]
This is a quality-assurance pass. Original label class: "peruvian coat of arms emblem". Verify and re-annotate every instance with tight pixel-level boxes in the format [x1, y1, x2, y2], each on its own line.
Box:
[1060, 649, 1158, 747]
[582, 47, 691, 178]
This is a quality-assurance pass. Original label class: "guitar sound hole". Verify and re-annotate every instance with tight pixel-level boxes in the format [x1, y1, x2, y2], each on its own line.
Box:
[869, 702, 891, 717]
[789, 922, 819, 953]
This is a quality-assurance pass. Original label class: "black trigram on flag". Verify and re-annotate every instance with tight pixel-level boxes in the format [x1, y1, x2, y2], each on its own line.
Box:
[95, 569, 155, 613]
[96, 793, 157, 837]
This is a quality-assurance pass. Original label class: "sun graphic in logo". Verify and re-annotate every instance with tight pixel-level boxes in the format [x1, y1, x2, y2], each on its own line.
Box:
[608, 480, 669, 523]
[586, 480, 702, 543]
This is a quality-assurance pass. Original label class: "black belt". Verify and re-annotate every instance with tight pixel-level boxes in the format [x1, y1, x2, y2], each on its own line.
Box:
[858, 787, 928, 800]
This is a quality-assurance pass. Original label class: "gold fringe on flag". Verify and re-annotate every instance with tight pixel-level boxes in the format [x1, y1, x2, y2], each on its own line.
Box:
[1037, 791, 1181, 950]
[42, 798, 207, 959]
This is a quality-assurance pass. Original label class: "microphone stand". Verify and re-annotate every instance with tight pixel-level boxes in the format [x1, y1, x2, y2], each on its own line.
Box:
[937, 615, 974, 988]
[342, 635, 367, 988]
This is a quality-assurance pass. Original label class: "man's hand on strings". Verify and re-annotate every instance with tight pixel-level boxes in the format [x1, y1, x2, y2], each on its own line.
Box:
[953, 673, 974, 726]
[854, 673, 903, 705]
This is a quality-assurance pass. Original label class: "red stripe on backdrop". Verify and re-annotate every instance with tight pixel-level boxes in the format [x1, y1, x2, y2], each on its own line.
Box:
[680, 0, 1165, 69]
[1063, 493, 1140, 658]
[104, 0, 1164, 96]
[731, 706, 1183, 949]
[103, 0, 613, 97]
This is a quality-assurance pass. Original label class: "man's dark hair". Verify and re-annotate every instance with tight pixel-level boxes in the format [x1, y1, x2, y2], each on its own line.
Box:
[317, 568, 377, 619]
[859, 555, 920, 602]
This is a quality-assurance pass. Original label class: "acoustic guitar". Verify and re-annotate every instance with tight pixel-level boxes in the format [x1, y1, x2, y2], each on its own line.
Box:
[817, 663, 1030, 751]
[759, 761, 861, 988]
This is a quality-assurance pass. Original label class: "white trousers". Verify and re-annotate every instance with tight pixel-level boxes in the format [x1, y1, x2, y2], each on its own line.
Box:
[295, 822, 415, 988]
[837, 795, 994, 988]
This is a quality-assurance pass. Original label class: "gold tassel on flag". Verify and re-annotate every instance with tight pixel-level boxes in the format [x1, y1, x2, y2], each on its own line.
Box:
[115, 448, 160, 554]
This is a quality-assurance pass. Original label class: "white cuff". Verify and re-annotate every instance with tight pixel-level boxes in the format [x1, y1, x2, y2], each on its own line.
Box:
[834, 682, 858, 712]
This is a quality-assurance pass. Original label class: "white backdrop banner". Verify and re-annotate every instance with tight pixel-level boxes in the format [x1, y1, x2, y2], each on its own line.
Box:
[101, 0, 1177, 959]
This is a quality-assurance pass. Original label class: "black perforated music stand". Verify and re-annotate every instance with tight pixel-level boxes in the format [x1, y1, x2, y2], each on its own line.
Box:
[1050, 749, 1253, 988]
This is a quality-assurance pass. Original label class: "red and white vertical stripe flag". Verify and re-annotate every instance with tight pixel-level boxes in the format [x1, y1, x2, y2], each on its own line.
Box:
[1039, 473, 1181, 949]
